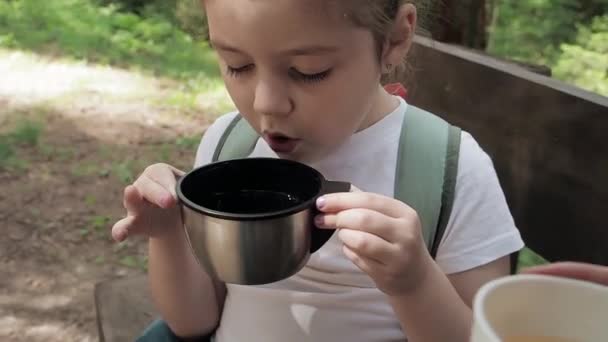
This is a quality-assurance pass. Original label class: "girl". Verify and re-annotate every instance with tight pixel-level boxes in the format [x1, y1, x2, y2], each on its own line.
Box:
[111, 1, 524, 341]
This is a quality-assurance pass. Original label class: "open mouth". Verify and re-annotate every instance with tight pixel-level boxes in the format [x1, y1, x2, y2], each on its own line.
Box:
[264, 133, 300, 153]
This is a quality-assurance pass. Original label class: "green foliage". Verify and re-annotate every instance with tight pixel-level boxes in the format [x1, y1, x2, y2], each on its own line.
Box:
[553, 15, 608, 96]
[488, 0, 608, 96]
[174, 0, 208, 41]
[0, 0, 218, 80]
[71, 163, 99, 178]
[97, 0, 158, 13]
[89, 215, 111, 232]
[85, 194, 98, 206]
[517, 247, 549, 272]
[11, 119, 44, 146]
[99, 0, 208, 40]
[0, 118, 44, 170]
[176, 135, 201, 149]
[0, 135, 14, 166]
[112, 160, 136, 185]
[159, 75, 234, 116]
[119, 254, 148, 271]
[488, 0, 583, 65]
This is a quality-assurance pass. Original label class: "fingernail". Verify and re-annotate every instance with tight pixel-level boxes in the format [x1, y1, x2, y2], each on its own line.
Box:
[316, 196, 326, 209]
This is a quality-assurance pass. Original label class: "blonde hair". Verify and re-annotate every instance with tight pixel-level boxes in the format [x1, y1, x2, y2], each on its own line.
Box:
[340, 0, 431, 84]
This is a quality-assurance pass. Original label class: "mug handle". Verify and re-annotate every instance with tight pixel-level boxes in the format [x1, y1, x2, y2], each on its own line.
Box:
[310, 180, 351, 253]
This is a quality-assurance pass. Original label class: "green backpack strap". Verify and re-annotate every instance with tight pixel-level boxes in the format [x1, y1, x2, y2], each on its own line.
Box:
[394, 105, 461, 258]
[212, 114, 259, 162]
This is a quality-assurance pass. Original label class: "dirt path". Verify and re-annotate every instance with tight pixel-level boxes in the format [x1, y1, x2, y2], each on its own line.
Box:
[0, 49, 229, 341]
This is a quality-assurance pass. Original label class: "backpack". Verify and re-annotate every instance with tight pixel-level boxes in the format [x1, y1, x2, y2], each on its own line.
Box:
[211, 90, 461, 259]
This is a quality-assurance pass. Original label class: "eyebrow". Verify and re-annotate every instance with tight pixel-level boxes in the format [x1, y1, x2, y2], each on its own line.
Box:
[285, 45, 339, 56]
[210, 40, 243, 54]
[210, 40, 339, 56]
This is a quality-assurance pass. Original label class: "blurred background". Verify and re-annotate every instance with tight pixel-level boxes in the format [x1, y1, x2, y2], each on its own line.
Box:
[0, 0, 606, 341]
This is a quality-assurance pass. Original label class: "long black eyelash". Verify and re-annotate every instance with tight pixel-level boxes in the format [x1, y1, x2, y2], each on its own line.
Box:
[226, 64, 253, 76]
[292, 69, 331, 83]
[226, 65, 330, 83]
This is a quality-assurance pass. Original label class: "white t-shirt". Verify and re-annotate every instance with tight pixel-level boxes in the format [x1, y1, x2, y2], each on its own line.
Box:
[193, 96, 524, 341]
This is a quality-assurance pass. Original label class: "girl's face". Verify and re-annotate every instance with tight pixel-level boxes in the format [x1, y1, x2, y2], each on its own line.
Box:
[205, 0, 400, 163]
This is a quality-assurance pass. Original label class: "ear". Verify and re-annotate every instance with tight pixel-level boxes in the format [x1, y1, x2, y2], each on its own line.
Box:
[381, 4, 417, 71]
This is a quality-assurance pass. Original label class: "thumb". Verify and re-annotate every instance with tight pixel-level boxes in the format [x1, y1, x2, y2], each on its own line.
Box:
[111, 215, 136, 242]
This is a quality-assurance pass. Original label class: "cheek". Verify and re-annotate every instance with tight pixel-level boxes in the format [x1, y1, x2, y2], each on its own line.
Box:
[296, 73, 379, 146]
[323, 82, 378, 128]
[301, 107, 362, 147]
[223, 77, 255, 111]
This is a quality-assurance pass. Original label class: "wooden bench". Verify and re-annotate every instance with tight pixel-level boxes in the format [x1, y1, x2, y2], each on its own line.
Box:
[95, 275, 157, 342]
[94, 37, 608, 340]
[408, 36, 608, 266]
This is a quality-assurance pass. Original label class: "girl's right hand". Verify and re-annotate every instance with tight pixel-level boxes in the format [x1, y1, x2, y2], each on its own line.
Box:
[111, 163, 185, 242]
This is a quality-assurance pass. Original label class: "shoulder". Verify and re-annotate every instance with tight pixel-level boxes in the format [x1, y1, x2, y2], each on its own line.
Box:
[455, 130, 496, 183]
[436, 129, 524, 274]
[193, 111, 240, 167]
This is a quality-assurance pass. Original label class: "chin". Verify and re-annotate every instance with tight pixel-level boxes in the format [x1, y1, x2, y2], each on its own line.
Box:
[275, 151, 307, 163]
[276, 148, 328, 166]
[275, 148, 310, 164]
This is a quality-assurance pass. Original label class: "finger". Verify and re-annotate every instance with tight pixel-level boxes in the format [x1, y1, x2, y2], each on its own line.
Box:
[317, 191, 409, 218]
[111, 215, 136, 242]
[316, 208, 399, 241]
[134, 174, 176, 209]
[523, 262, 608, 286]
[342, 245, 384, 277]
[162, 164, 186, 198]
[123, 184, 162, 215]
[338, 229, 396, 265]
[123, 185, 143, 214]
[138, 163, 183, 203]
[167, 164, 186, 176]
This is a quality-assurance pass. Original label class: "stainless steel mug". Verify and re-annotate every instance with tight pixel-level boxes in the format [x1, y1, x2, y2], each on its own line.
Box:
[176, 158, 350, 285]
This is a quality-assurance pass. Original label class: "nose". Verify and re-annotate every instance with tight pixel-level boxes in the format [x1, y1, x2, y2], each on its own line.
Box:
[253, 77, 293, 116]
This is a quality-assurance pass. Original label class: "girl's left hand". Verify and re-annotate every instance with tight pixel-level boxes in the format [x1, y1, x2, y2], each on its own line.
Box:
[315, 187, 433, 297]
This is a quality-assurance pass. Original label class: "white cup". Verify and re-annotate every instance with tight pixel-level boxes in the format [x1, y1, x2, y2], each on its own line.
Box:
[470, 274, 608, 342]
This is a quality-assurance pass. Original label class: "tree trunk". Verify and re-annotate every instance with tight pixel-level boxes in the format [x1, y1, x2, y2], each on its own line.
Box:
[428, 0, 492, 49]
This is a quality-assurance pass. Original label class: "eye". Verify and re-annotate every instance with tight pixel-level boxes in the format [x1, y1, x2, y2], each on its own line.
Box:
[290, 68, 331, 83]
[226, 64, 254, 77]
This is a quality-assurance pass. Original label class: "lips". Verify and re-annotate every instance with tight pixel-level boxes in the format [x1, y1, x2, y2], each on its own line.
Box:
[263, 132, 300, 153]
